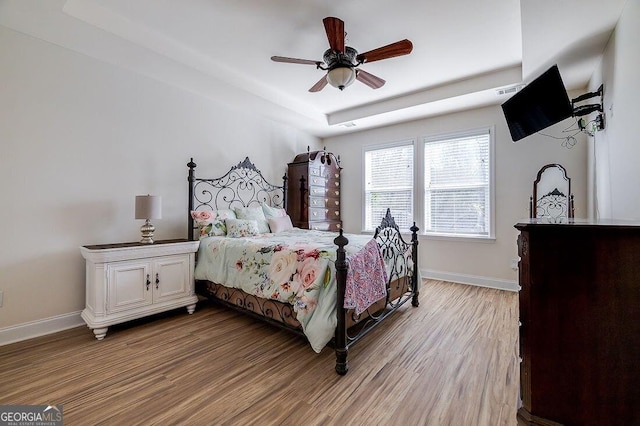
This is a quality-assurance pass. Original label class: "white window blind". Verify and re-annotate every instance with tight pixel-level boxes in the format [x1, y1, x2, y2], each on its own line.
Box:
[364, 142, 414, 231]
[423, 131, 491, 237]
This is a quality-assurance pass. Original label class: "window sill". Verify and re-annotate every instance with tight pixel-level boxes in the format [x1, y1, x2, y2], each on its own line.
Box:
[361, 229, 495, 243]
[422, 233, 496, 243]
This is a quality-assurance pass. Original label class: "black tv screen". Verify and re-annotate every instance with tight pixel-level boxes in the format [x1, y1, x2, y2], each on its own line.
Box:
[501, 65, 573, 142]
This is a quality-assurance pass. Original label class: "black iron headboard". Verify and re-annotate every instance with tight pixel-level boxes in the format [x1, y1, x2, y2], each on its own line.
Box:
[187, 157, 288, 240]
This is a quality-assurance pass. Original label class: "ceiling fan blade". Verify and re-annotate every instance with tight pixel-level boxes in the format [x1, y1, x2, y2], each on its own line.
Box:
[309, 76, 328, 92]
[271, 56, 322, 66]
[356, 39, 413, 63]
[323, 17, 344, 53]
[356, 69, 386, 89]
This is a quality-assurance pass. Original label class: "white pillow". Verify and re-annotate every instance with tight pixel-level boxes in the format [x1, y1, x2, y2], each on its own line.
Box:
[268, 215, 294, 233]
[216, 209, 237, 220]
[234, 206, 270, 233]
[261, 203, 286, 219]
[225, 218, 260, 238]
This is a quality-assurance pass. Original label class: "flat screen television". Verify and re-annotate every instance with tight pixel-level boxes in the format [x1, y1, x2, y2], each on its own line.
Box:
[501, 65, 573, 142]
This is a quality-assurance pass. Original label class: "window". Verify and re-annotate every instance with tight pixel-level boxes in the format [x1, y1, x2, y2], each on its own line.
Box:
[362, 128, 493, 239]
[364, 141, 414, 231]
[423, 130, 491, 237]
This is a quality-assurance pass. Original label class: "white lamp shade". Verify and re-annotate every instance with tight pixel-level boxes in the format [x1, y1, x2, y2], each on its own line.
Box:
[135, 195, 162, 220]
[327, 67, 356, 90]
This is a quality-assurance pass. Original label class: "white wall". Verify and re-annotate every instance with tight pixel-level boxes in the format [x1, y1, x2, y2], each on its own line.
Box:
[588, 0, 640, 220]
[0, 26, 319, 332]
[324, 105, 588, 285]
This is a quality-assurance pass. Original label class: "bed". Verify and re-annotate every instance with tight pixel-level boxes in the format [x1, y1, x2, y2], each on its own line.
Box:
[187, 157, 420, 375]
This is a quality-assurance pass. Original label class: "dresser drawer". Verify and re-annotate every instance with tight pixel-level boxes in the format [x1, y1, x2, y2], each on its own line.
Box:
[309, 186, 340, 198]
[309, 197, 341, 208]
[309, 166, 324, 178]
[309, 221, 342, 231]
[310, 166, 340, 179]
[310, 207, 340, 220]
[308, 176, 327, 187]
[326, 178, 340, 189]
[308, 176, 340, 189]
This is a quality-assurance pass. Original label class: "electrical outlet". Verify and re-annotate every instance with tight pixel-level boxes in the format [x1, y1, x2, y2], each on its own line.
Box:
[0, 290, 3, 307]
[510, 258, 519, 271]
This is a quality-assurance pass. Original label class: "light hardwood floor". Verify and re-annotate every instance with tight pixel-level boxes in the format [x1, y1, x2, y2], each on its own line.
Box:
[0, 280, 519, 425]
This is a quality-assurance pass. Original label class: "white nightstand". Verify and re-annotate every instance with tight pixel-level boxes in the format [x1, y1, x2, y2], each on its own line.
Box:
[80, 239, 200, 340]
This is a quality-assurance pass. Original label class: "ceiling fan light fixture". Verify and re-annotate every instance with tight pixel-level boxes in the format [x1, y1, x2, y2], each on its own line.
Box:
[271, 17, 412, 92]
[327, 66, 356, 90]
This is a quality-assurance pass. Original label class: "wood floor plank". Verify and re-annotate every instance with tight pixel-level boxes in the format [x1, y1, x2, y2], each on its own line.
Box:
[0, 280, 519, 425]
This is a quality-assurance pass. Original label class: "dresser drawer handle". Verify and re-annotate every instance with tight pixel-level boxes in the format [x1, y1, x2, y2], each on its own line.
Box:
[155, 273, 160, 290]
[335, 201, 339, 206]
[146, 274, 151, 291]
[335, 211, 339, 216]
[335, 191, 339, 196]
[334, 181, 339, 187]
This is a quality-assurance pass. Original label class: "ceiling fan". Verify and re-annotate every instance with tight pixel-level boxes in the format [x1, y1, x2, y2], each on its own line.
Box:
[271, 17, 413, 92]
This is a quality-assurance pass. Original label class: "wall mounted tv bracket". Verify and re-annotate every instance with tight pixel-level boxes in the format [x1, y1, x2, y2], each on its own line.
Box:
[572, 84, 605, 132]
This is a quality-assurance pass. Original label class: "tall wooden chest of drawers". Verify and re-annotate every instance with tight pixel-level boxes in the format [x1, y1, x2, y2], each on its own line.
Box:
[287, 150, 341, 231]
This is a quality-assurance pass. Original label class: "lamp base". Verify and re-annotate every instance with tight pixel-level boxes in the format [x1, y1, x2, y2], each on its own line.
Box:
[140, 220, 155, 244]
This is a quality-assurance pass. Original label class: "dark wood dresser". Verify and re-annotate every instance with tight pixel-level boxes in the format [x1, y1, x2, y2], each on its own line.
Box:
[287, 150, 341, 231]
[515, 219, 640, 426]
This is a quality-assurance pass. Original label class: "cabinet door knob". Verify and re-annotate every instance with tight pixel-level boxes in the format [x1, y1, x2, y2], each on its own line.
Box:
[155, 273, 160, 290]
[146, 274, 150, 291]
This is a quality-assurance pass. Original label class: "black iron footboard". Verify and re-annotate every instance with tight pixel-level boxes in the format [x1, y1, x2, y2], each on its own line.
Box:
[333, 208, 419, 375]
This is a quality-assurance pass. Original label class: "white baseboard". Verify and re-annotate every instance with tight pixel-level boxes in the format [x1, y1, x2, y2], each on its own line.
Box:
[0, 270, 517, 346]
[0, 311, 85, 346]
[422, 268, 519, 292]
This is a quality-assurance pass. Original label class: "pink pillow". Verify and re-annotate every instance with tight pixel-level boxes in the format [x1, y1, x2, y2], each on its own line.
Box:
[268, 215, 294, 233]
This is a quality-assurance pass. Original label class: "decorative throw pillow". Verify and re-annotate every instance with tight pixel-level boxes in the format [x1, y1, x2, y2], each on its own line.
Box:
[261, 202, 286, 219]
[190, 210, 232, 237]
[225, 218, 260, 238]
[268, 215, 294, 233]
[234, 206, 270, 234]
[216, 209, 236, 221]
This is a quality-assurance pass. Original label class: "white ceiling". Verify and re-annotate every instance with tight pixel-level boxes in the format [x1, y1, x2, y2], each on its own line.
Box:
[0, 0, 628, 137]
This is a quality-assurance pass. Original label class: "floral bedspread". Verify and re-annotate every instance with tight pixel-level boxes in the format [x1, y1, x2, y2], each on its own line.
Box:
[194, 228, 388, 352]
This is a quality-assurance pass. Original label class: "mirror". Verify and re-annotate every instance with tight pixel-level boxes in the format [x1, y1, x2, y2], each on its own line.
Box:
[530, 164, 574, 222]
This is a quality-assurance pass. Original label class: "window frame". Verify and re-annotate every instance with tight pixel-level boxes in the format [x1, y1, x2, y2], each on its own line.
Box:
[420, 127, 495, 240]
[361, 139, 417, 233]
[361, 127, 495, 241]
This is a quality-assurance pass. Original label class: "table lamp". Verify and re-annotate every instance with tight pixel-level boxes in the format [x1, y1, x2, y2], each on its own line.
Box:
[135, 195, 162, 244]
